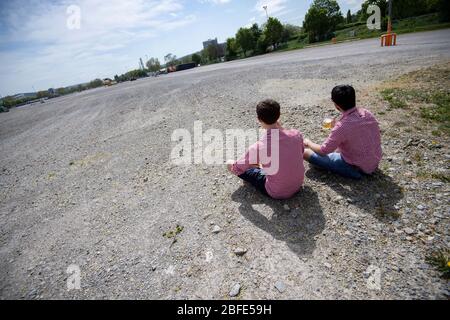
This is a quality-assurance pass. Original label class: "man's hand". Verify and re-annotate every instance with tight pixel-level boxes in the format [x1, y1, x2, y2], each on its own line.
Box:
[304, 138, 312, 148]
[226, 160, 234, 173]
[303, 138, 326, 156]
[331, 118, 337, 128]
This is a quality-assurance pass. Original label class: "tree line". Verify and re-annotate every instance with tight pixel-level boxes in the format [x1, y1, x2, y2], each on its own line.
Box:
[224, 0, 450, 59]
[1, 78, 109, 110]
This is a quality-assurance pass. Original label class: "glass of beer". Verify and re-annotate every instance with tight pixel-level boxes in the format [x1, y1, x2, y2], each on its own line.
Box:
[323, 118, 334, 130]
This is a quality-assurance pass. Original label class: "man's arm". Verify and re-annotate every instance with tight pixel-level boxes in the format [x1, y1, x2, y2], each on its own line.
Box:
[304, 139, 326, 156]
[305, 123, 343, 157]
[227, 142, 262, 176]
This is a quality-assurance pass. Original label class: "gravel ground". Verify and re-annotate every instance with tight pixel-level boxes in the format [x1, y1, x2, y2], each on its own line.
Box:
[1, 29, 449, 300]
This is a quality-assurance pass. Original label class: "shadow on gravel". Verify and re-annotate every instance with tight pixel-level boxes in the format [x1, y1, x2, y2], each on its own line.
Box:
[231, 186, 325, 257]
[306, 168, 404, 221]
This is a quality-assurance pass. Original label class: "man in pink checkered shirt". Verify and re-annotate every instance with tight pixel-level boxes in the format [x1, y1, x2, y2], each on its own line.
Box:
[303, 85, 382, 179]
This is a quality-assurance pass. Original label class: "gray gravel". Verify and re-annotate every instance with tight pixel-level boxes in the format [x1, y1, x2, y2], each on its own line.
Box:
[1, 29, 449, 300]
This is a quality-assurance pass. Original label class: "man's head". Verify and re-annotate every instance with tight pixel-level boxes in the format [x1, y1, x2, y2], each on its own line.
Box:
[256, 99, 281, 126]
[331, 85, 356, 111]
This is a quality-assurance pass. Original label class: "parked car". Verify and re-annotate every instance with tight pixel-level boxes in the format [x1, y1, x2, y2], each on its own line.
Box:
[176, 62, 197, 72]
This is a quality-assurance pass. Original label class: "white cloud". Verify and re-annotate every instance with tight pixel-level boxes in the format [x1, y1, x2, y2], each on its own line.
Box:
[244, 16, 257, 28]
[198, 0, 231, 4]
[254, 0, 289, 17]
[0, 0, 196, 94]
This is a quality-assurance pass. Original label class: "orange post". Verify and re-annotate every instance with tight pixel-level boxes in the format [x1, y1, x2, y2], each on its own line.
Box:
[381, 1, 397, 47]
[381, 33, 397, 47]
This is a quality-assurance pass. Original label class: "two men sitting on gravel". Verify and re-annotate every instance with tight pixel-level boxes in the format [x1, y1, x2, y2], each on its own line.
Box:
[227, 85, 382, 199]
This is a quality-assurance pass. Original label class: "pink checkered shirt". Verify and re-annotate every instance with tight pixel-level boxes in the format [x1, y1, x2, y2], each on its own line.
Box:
[231, 129, 305, 199]
[320, 107, 382, 174]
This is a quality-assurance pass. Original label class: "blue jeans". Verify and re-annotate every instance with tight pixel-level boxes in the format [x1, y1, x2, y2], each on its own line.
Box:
[308, 152, 363, 179]
[238, 168, 269, 196]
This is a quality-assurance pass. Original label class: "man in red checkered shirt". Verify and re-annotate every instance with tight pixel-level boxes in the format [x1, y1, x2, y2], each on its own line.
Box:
[303, 85, 382, 179]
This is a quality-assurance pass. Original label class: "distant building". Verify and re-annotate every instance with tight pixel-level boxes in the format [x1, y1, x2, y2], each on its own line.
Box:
[203, 37, 227, 58]
[203, 38, 218, 50]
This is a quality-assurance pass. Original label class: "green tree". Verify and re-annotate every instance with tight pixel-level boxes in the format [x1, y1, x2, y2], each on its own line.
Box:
[2, 96, 17, 108]
[36, 91, 48, 99]
[390, 0, 434, 19]
[206, 44, 219, 62]
[88, 79, 103, 89]
[346, 9, 352, 23]
[236, 27, 256, 57]
[250, 23, 262, 42]
[225, 38, 238, 60]
[438, 0, 450, 22]
[256, 34, 269, 54]
[146, 57, 161, 72]
[303, 0, 343, 43]
[191, 53, 202, 65]
[281, 24, 302, 43]
[164, 53, 178, 67]
[264, 17, 284, 48]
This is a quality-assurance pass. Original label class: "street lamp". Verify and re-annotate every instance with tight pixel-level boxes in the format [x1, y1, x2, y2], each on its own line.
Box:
[387, 0, 393, 33]
[263, 5, 269, 19]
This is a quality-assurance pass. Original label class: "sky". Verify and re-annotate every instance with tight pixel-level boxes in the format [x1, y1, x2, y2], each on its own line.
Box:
[0, 0, 364, 96]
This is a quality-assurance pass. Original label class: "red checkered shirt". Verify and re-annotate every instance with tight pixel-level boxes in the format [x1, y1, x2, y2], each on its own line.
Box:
[320, 107, 382, 174]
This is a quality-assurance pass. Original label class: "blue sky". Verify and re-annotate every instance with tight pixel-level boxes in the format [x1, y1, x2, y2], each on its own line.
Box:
[0, 0, 364, 96]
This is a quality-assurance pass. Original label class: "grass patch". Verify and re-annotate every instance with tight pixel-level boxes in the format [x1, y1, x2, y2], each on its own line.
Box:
[416, 169, 429, 179]
[381, 89, 408, 109]
[163, 224, 184, 247]
[431, 172, 450, 183]
[277, 40, 306, 52]
[412, 151, 424, 165]
[163, 225, 184, 239]
[375, 202, 401, 219]
[416, 170, 450, 182]
[419, 92, 450, 134]
[47, 172, 56, 179]
[426, 249, 450, 279]
[380, 86, 450, 135]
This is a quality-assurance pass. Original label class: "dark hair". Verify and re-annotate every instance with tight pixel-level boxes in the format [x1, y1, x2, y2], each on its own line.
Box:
[331, 85, 356, 111]
[256, 99, 281, 125]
